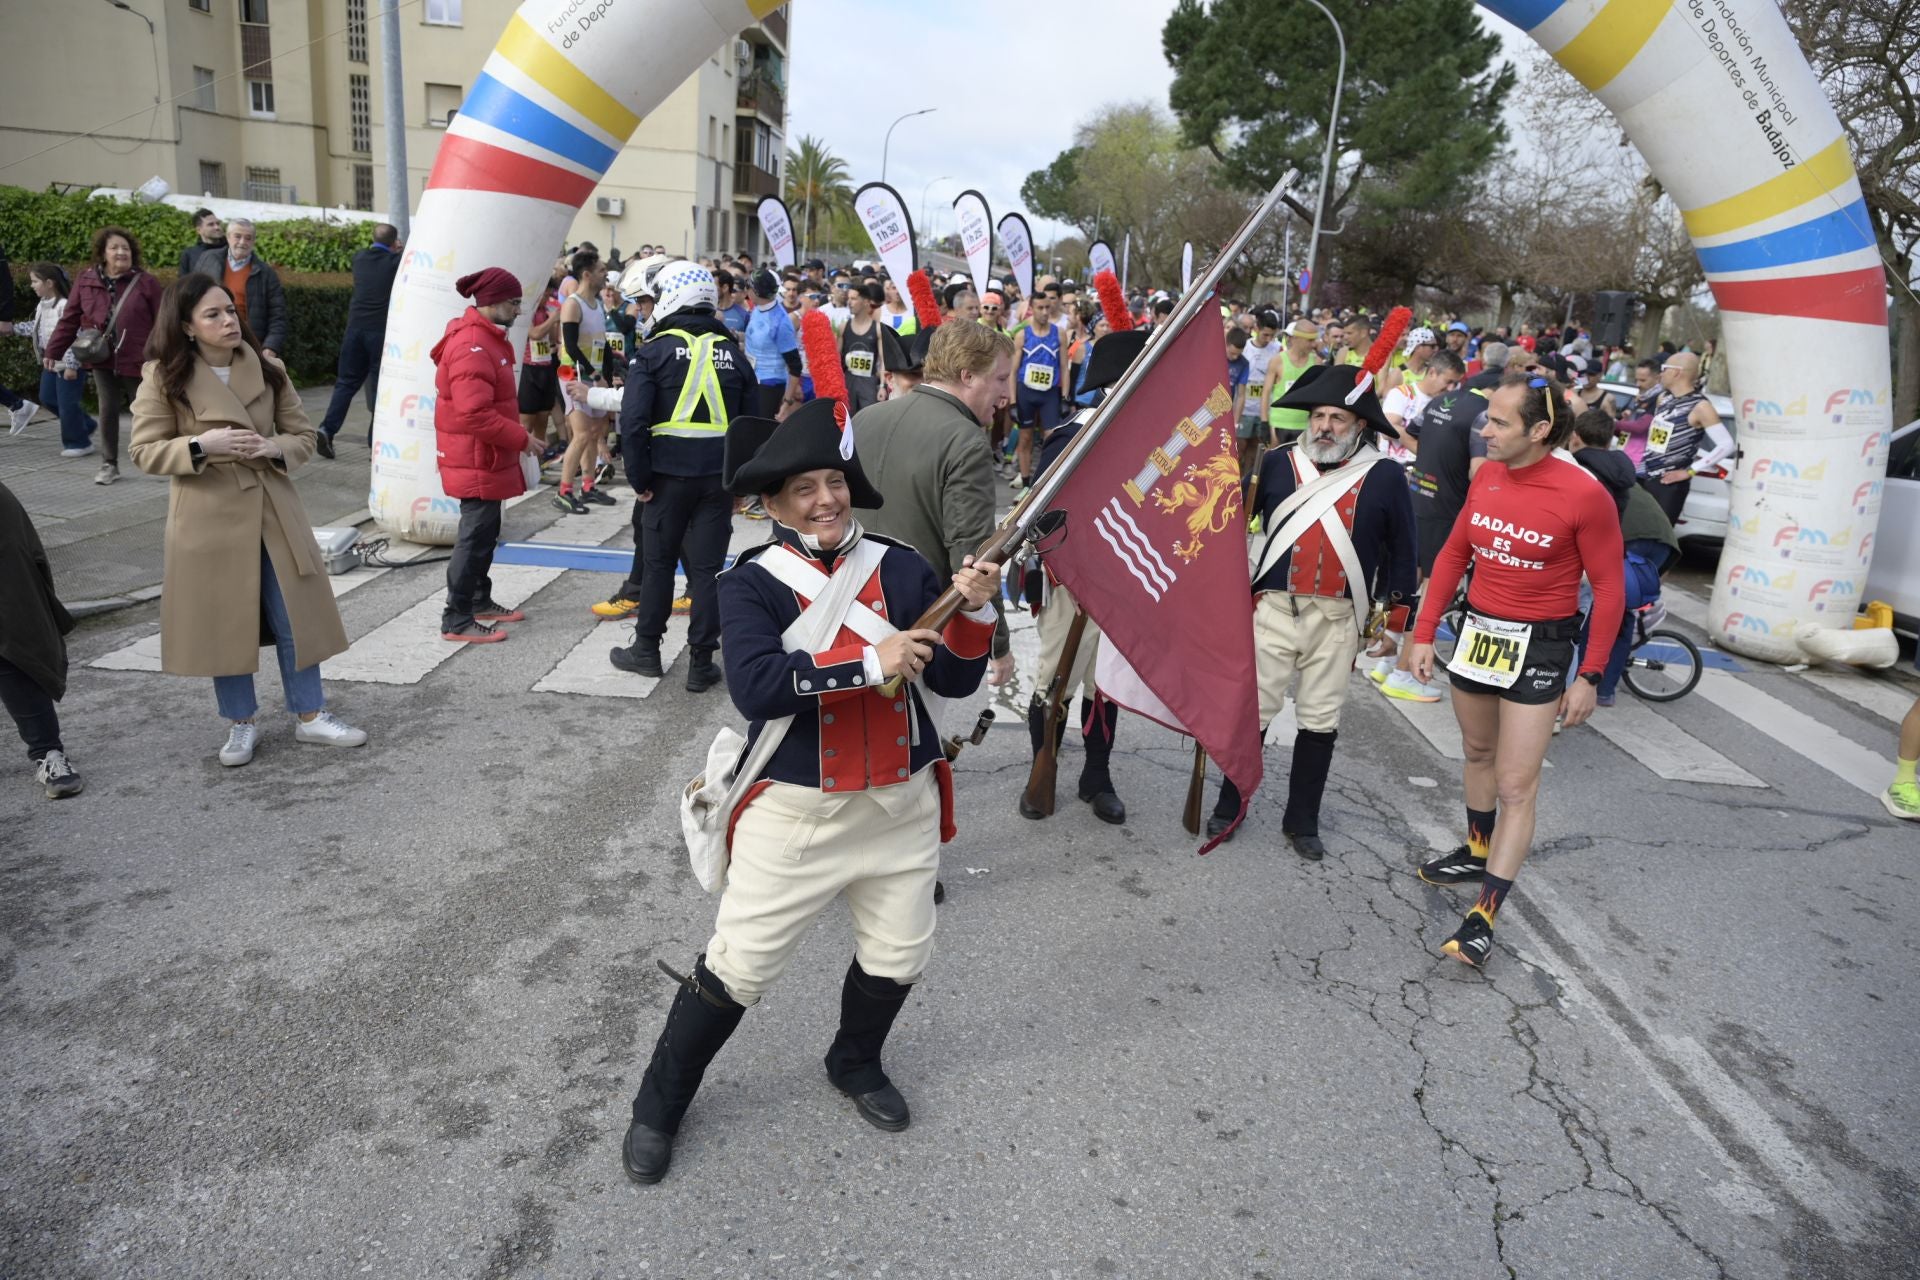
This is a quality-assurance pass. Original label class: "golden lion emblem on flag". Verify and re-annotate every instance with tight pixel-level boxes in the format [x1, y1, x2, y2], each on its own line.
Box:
[1153, 427, 1243, 562]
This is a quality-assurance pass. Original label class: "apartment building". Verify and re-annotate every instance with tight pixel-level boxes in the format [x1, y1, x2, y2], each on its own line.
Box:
[0, 0, 788, 259]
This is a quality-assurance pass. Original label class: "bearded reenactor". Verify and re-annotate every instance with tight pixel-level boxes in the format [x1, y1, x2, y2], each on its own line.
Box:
[1206, 320, 1417, 859]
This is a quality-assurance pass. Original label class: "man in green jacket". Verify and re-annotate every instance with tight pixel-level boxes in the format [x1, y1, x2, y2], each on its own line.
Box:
[851, 320, 1017, 690]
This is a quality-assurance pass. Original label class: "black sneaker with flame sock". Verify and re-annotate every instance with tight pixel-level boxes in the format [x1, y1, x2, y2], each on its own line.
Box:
[1441, 909, 1495, 967]
[1418, 846, 1487, 886]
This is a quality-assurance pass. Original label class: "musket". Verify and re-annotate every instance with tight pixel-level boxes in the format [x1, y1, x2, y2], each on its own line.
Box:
[942, 707, 996, 763]
[1182, 741, 1208, 836]
[876, 168, 1301, 699]
[1020, 609, 1089, 817]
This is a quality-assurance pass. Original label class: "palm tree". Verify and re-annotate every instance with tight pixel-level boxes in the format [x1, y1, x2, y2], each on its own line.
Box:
[784, 135, 852, 260]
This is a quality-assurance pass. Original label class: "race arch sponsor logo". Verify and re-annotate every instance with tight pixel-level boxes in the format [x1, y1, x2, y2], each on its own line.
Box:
[1723, 612, 1771, 634]
[1724, 564, 1793, 595]
[1740, 394, 1806, 420]
[1853, 479, 1883, 513]
[398, 392, 438, 420]
[1752, 457, 1828, 487]
[407, 246, 456, 273]
[412, 495, 461, 519]
[1859, 430, 1884, 459]
[1857, 532, 1875, 564]
[376, 440, 422, 462]
[1774, 523, 1851, 555]
[1824, 387, 1884, 420]
[385, 339, 424, 363]
[1809, 578, 1859, 610]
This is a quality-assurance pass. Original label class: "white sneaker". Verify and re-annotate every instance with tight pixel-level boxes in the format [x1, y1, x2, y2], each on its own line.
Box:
[9, 400, 37, 434]
[1366, 656, 1394, 685]
[294, 710, 368, 748]
[1380, 669, 1442, 703]
[93, 461, 119, 485]
[61, 444, 95, 458]
[35, 749, 84, 798]
[219, 722, 259, 767]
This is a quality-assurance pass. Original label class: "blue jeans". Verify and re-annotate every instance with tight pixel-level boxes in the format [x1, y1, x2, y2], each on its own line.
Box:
[213, 548, 327, 720]
[39, 369, 98, 449]
[317, 326, 385, 440]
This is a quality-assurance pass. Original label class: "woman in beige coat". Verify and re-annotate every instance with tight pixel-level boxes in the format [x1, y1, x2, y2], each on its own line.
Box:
[129, 273, 367, 767]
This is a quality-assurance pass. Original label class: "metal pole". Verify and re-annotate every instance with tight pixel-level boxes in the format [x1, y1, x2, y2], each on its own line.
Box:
[919, 175, 951, 264]
[1283, 218, 1293, 313]
[880, 108, 935, 185]
[380, 0, 409, 239]
[1028, 170, 1298, 516]
[1298, 0, 1344, 314]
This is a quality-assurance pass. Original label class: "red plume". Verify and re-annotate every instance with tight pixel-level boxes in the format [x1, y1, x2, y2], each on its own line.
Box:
[800, 309, 849, 429]
[1093, 270, 1133, 332]
[906, 270, 942, 329]
[1359, 306, 1413, 381]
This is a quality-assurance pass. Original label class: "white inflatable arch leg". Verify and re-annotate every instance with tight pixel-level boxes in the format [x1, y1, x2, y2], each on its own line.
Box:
[1481, 0, 1891, 662]
[370, 0, 781, 545]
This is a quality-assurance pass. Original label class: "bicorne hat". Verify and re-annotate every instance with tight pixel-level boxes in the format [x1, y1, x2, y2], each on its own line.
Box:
[1273, 363, 1397, 438]
[723, 398, 884, 507]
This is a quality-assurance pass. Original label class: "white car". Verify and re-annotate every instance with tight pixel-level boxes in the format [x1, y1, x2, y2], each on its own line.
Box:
[1864, 418, 1920, 634]
[1596, 381, 1735, 547]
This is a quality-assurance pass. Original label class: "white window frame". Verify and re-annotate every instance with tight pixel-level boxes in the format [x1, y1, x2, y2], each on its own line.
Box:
[424, 0, 462, 26]
[192, 66, 216, 111]
[248, 79, 276, 119]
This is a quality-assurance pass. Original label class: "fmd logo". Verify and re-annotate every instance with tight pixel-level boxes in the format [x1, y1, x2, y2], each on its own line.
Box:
[384, 340, 423, 364]
[1858, 533, 1875, 562]
[1825, 387, 1885, 419]
[1723, 613, 1771, 634]
[375, 441, 421, 462]
[1772, 522, 1799, 550]
[1809, 578, 1859, 610]
[398, 392, 437, 418]
[411, 495, 461, 518]
[1854, 479, 1883, 512]
[408, 247, 455, 272]
[1860, 431, 1884, 458]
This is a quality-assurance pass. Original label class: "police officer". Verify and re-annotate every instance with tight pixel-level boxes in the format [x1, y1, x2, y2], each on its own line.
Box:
[1018, 318, 1148, 825]
[568, 261, 752, 690]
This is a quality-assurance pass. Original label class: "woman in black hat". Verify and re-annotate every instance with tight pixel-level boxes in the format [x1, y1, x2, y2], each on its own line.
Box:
[621, 399, 1002, 1184]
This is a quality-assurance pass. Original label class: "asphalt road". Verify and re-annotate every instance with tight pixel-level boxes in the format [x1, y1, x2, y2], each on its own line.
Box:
[2, 514, 1916, 1280]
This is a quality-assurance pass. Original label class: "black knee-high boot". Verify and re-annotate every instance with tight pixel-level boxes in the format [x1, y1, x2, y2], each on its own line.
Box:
[1281, 728, 1338, 860]
[1206, 772, 1244, 840]
[1075, 697, 1125, 824]
[824, 957, 915, 1131]
[624, 956, 745, 1183]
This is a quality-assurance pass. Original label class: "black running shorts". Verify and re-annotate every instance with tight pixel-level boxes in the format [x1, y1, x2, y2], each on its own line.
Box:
[518, 362, 558, 414]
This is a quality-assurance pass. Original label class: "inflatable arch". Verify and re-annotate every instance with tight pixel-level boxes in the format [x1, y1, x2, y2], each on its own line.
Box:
[373, 0, 1891, 664]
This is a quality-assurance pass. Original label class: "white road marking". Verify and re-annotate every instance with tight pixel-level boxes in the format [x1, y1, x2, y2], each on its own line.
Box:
[1692, 669, 1892, 798]
[1796, 670, 1917, 725]
[1662, 584, 1710, 630]
[534, 616, 690, 698]
[1584, 697, 1766, 788]
[1379, 686, 1468, 760]
[322, 564, 565, 684]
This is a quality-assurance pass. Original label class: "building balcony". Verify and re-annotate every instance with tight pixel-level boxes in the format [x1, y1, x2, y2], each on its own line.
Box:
[733, 161, 780, 200]
[737, 73, 783, 123]
[760, 5, 787, 47]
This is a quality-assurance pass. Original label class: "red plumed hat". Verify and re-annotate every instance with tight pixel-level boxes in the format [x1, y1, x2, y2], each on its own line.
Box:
[1092, 270, 1133, 332]
[906, 270, 942, 330]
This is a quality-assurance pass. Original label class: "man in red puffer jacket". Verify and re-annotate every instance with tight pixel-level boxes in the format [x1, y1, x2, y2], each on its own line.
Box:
[431, 267, 543, 643]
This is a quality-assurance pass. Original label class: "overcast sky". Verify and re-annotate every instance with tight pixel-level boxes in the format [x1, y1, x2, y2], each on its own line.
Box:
[785, 0, 1529, 251]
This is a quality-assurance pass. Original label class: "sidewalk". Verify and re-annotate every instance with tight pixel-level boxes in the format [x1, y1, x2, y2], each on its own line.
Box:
[1, 383, 376, 612]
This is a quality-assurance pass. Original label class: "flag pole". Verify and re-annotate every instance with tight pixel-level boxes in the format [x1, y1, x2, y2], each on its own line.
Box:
[873, 170, 1298, 695]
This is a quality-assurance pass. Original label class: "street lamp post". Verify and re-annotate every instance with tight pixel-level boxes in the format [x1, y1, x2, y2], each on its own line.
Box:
[881, 108, 936, 185]
[1298, 0, 1345, 314]
[920, 175, 952, 265]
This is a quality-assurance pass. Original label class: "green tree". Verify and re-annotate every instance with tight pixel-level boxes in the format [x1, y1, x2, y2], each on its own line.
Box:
[783, 135, 852, 260]
[1161, 0, 1514, 217]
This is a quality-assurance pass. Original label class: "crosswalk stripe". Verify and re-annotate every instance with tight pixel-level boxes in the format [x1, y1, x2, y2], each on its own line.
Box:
[1584, 696, 1766, 788]
[1796, 670, 1917, 725]
[1663, 585, 1710, 630]
[534, 616, 691, 697]
[1692, 669, 1892, 798]
[1376, 680, 1468, 760]
[323, 564, 565, 684]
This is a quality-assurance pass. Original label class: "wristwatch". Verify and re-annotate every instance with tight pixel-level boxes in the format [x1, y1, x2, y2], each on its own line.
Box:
[1578, 672, 1601, 687]
[187, 435, 205, 464]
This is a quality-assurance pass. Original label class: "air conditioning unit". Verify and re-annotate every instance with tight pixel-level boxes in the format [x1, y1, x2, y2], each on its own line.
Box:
[595, 196, 625, 218]
[734, 38, 752, 63]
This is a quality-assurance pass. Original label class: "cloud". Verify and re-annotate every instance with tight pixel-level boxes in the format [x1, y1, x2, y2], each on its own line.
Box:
[785, 0, 1182, 249]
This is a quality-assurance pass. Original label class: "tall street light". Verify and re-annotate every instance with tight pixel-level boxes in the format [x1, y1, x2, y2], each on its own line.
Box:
[1298, 0, 1345, 314]
[881, 108, 936, 185]
[920, 176, 953, 263]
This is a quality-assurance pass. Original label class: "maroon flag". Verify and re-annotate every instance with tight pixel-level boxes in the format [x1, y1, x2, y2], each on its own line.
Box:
[1041, 305, 1262, 849]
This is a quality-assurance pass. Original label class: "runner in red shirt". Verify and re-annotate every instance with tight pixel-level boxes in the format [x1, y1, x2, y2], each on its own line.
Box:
[1406, 372, 1624, 968]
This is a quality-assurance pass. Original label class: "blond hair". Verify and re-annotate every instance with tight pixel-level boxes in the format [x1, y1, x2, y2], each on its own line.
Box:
[923, 320, 1015, 383]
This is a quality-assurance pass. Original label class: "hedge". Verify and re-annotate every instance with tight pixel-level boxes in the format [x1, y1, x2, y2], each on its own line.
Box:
[0, 185, 376, 274]
[5, 270, 356, 396]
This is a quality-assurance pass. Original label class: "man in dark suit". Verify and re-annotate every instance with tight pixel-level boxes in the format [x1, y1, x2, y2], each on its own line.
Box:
[315, 223, 403, 457]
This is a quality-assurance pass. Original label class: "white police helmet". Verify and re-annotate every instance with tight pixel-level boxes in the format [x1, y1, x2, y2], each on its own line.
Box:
[653, 260, 719, 315]
[617, 253, 669, 303]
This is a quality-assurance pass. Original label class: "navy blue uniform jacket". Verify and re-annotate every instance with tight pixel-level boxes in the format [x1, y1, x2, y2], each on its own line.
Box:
[617, 309, 754, 493]
[1251, 445, 1419, 606]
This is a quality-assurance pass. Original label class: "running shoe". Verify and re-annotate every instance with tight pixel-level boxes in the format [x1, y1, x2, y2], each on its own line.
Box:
[580, 486, 616, 506]
[442, 619, 507, 644]
[1417, 845, 1487, 886]
[1882, 779, 1920, 821]
[1380, 669, 1442, 702]
[1367, 657, 1393, 686]
[591, 596, 640, 620]
[594, 460, 620, 488]
[672, 595, 693, 615]
[219, 722, 258, 768]
[1440, 910, 1495, 968]
[8, 400, 38, 434]
[551, 493, 589, 515]
[34, 749, 84, 799]
[93, 461, 119, 486]
[473, 598, 525, 623]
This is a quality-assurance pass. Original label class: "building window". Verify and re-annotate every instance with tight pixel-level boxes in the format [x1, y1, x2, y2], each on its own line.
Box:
[240, 0, 269, 23]
[189, 0, 210, 11]
[349, 73, 371, 153]
[346, 0, 368, 63]
[198, 161, 227, 199]
[248, 79, 276, 118]
[353, 163, 375, 213]
[425, 82, 462, 127]
[424, 0, 462, 25]
[244, 167, 284, 202]
[192, 66, 216, 111]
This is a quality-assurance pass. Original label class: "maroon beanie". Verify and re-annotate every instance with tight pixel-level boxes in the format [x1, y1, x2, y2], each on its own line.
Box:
[456, 267, 522, 307]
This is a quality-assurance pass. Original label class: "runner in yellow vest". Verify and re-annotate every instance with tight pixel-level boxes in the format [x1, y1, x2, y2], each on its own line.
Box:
[1263, 319, 1324, 443]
